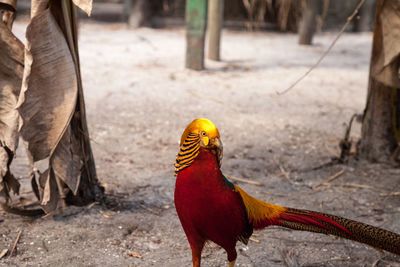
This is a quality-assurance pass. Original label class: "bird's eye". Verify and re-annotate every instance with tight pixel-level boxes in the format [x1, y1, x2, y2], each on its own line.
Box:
[202, 132, 207, 136]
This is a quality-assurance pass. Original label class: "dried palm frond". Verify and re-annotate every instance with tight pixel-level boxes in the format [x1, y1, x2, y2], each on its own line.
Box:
[0, 0, 102, 215]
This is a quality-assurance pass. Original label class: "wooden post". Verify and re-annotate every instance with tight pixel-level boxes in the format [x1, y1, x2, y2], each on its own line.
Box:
[185, 0, 208, 70]
[298, 0, 321, 45]
[207, 0, 224, 61]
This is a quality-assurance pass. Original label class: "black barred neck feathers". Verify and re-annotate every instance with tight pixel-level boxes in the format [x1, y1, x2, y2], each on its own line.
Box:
[175, 118, 222, 175]
[175, 133, 200, 175]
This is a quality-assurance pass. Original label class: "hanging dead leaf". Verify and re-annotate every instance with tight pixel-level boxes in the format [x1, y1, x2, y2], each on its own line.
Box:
[0, 20, 23, 152]
[0, 4, 24, 201]
[72, 0, 92, 16]
[51, 125, 82, 195]
[2, 0, 103, 215]
[18, 8, 78, 162]
[30, 0, 49, 18]
[38, 169, 58, 213]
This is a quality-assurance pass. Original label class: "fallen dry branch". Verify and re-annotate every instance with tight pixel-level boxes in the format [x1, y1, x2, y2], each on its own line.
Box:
[379, 191, 400, 197]
[8, 229, 22, 258]
[326, 183, 374, 190]
[312, 169, 344, 189]
[249, 237, 260, 243]
[225, 174, 263, 186]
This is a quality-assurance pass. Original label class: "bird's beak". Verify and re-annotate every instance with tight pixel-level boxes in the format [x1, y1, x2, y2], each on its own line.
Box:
[212, 137, 223, 151]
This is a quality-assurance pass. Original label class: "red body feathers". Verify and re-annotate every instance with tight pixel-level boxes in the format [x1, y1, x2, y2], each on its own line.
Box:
[174, 150, 251, 263]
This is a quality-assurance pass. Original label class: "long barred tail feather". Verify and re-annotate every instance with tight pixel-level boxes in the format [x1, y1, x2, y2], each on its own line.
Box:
[278, 208, 400, 256]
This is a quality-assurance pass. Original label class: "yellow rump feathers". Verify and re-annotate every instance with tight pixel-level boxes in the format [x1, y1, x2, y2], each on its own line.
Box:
[234, 185, 287, 228]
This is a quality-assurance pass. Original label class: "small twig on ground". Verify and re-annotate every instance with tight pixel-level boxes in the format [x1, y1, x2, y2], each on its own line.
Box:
[8, 229, 22, 258]
[41, 240, 48, 252]
[249, 237, 260, 243]
[99, 210, 113, 219]
[87, 202, 100, 209]
[277, 164, 304, 187]
[225, 174, 263, 186]
[312, 169, 344, 190]
[379, 191, 400, 197]
[0, 249, 8, 259]
[371, 258, 381, 267]
[138, 203, 161, 215]
[41, 210, 57, 219]
[127, 251, 142, 259]
[262, 191, 289, 197]
[328, 183, 373, 189]
[279, 248, 300, 267]
[277, 0, 367, 95]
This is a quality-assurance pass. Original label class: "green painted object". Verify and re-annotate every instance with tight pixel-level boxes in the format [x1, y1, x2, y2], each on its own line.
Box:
[185, 0, 208, 70]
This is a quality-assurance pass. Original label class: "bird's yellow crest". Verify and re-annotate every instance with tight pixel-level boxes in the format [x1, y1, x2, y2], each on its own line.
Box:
[175, 118, 222, 175]
[179, 118, 220, 146]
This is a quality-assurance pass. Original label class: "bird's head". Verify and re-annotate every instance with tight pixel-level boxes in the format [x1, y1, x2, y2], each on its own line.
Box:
[180, 118, 222, 150]
[175, 118, 223, 174]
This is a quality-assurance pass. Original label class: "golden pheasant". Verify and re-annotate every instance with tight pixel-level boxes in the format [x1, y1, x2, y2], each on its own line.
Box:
[174, 118, 400, 267]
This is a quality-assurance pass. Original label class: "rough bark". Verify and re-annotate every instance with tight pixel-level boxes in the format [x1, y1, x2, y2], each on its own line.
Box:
[354, 0, 375, 32]
[359, 0, 400, 162]
[127, 0, 152, 28]
[298, 0, 321, 45]
[207, 0, 224, 61]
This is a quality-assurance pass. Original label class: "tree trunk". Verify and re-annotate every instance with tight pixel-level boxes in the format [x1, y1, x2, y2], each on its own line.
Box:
[207, 0, 223, 61]
[127, 0, 152, 28]
[185, 0, 207, 70]
[359, 0, 400, 162]
[298, 0, 321, 45]
[354, 0, 375, 32]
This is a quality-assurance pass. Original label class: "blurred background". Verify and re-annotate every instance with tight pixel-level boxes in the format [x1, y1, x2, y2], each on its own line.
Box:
[15, 0, 375, 32]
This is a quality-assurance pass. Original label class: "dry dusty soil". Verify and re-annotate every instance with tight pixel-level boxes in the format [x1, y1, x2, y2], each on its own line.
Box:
[1, 19, 400, 266]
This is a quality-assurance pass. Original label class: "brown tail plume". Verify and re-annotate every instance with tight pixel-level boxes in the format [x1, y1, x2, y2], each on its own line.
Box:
[277, 208, 400, 255]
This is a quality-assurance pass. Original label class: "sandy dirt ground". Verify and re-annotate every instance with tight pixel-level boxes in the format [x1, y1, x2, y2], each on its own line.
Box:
[1, 18, 400, 266]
